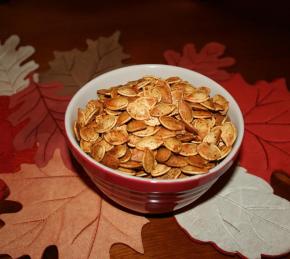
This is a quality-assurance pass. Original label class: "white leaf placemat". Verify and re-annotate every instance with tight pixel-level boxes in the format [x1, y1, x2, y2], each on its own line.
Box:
[175, 166, 290, 259]
[0, 35, 39, 96]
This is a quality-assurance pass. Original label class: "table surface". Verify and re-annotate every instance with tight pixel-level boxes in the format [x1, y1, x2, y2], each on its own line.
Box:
[1, 0, 290, 258]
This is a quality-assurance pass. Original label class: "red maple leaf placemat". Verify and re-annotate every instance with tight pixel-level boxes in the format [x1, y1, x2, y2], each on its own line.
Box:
[223, 74, 290, 182]
[8, 80, 73, 169]
[164, 42, 235, 82]
[0, 96, 36, 173]
[0, 34, 38, 173]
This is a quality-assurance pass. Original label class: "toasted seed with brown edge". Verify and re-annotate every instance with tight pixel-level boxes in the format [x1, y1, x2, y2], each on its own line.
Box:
[120, 160, 142, 169]
[159, 116, 185, 131]
[175, 133, 195, 142]
[200, 99, 216, 111]
[157, 168, 182, 179]
[192, 110, 212, 119]
[187, 155, 208, 167]
[105, 108, 121, 116]
[203, 127, 222, 145]
[179, 143, 198, 156]
[77, 101, 100, 127]
[179, 100, 193, 123]
[95, 114, 117, 133]
[142, 148, 155, 173]
[79, 126, 99, 142]
[181, 165, 208, 175]
[151, 164, 171, 177]
[98, 139, 113, 152]
[207, 116, 216, 129]
[139, 96, 158, 108]
[151, 103, 176, 117]
[171, 89, 183, 106]
[127, 120, 147, 132]
[104, 96, 128, 110]
[131, 148, 145, 162]
[128, 135, 142, 147]
[219, 145, 232, 160]
[133, 126, 160, 137]
[165, 155, 188, 167]
[193, 118, 211, 139]
[166, 76, 182, 85]
[154, 127, 176, 139]
[104, 126, 129, 145]
[118, 167, 136, 175]
[101, 153, 120, 169]
[184, 88, 209, 103]
[117, 86, 138, 97]
[73, 121, 80, 141]
[119, 148, 132, 163]
[144, 117, 160, 126]
[80, 139, 92, 153]
[135, 136, 163, 150]
[143, 87, 162, 102]
[197, 142, 221, 161]
[126, 98, 151, 120]
[214, 113, 227, 126]
[163, 137, 182, 153]
[91, 143, 106, 162]
[97, 88, 111, 96]
[108, 144, 127, 158]
[156, 147, 172, 163]
[213, 94, 229, 115]
[116, 111, 131, 126]
[135, 171, 148, 177]
[156, 80, 172, 104]
[183, 83, 196, 95]
[188, 102, 208, 111]
[221, 122, 237, 147]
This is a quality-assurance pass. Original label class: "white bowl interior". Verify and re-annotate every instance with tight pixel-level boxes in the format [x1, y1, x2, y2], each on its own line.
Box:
[65, 64, 244, 182]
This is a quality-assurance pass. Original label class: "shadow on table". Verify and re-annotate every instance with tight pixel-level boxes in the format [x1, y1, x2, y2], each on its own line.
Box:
[149, 159, 240, 219]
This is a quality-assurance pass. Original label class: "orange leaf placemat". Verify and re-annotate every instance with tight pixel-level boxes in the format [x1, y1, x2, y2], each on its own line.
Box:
[0, 150, 147, 259]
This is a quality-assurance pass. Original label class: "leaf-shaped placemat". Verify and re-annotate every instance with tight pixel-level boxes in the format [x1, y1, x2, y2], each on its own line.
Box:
[164, 42, 235, 82]
[8, 80, 72, 169]
[40, 31, 130, 96]
[0, 35, 39, 96]
[0, 96, 35, 173]
[175, 166, 290, 259]
[0, 150, 148, 259]
[223, 73, 290, 182]
[111, 217, 241, 258]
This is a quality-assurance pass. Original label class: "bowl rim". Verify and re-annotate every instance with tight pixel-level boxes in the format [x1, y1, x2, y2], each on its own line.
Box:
[65, 64, 244, 185]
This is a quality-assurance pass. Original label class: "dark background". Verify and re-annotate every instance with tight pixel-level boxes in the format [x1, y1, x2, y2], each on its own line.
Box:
[1, 0, 290, 84]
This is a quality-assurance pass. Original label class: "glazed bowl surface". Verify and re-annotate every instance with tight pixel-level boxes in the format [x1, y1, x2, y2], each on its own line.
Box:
[65, 64, 244, 214]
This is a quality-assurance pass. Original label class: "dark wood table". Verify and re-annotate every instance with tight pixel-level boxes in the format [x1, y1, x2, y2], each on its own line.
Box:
[1, 0, 290, 258]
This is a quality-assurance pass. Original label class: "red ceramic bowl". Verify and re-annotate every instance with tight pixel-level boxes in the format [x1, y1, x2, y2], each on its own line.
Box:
[65, 64, 244, 214]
